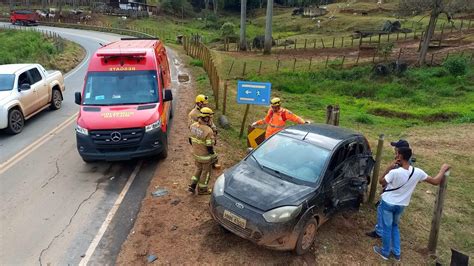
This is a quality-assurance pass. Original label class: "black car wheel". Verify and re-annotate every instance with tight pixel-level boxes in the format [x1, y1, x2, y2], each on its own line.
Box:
[50, 89, 62, 110]
[6, 108, 24, 134]
[295, 217, 318, 255]
[82, 157, 96, 163]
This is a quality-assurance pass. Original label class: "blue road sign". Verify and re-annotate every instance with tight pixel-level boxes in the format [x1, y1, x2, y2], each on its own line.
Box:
[236, 80, 271, 105]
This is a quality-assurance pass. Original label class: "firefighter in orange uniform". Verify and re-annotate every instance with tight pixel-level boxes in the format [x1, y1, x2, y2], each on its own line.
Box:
[251, 97, 307, 139]
[188, 107, 217, 195]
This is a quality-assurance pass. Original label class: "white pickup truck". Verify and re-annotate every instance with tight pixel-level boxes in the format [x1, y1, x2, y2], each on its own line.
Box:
[0, 64, 65, 134]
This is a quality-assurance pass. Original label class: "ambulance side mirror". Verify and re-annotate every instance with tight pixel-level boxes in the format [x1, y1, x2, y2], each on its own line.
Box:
[75, 92, 82, 105]
[163, 89, 173, 102]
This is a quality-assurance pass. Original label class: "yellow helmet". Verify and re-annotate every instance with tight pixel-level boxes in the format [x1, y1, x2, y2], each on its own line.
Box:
[195, 94, 209, 104]
[270, 97, 281, 107]
[199, 107, 214, 118]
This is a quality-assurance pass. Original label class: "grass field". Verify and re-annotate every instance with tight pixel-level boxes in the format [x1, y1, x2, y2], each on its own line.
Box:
[177, 38, 474, 262]
[0, 29, 85, 73]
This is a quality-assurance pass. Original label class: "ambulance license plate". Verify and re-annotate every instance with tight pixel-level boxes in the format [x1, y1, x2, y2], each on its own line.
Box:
[223, 210, 247, 229]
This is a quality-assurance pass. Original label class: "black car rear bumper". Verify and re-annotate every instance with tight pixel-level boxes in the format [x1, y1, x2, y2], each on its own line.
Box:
[209, 194, 300, 251]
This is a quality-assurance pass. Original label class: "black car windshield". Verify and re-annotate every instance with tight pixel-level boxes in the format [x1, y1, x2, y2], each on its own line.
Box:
[0, 74, 14, 92]
[83, 70, 158, 105]
[252, 134, 330, 184]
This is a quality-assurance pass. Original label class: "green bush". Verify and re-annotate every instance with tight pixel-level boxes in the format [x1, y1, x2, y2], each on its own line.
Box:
[0, 29, 57, 65]
[190, 59, 203, 67]
[443, 56, 469, 76]
[220, 22, 236, 39]
[354, 113, 375, 124]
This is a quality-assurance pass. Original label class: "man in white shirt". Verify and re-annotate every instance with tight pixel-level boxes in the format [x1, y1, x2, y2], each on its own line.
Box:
[373, 147, 450, 261]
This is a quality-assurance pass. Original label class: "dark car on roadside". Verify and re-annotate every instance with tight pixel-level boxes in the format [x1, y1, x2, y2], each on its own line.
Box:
[209, 124, 375, 254]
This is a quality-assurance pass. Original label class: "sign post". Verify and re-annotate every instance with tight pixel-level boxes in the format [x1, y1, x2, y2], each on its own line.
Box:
[236, 81, 271, 138]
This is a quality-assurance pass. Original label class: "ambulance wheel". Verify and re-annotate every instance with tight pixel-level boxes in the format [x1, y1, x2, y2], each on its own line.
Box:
[159, 134, 168, 159]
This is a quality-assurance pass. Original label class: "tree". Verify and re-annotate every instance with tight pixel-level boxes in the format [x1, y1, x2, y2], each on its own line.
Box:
[263, 0, 273, 54]
[399, 0, 474, 65]
[240, 0, 247, 51]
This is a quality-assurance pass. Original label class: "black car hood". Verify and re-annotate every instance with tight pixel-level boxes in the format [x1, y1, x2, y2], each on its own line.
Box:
[225, 160, 315, 211]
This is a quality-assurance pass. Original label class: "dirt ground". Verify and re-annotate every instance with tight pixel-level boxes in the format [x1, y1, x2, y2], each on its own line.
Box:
[115, 52, 441, 265]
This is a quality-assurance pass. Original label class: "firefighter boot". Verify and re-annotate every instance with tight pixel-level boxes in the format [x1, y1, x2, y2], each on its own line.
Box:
[197, 184, 212, 195]
[188, 176, 199, 194]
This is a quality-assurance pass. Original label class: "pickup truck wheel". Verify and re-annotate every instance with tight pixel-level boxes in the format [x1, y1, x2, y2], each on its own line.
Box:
[6, 109, 24, 134]
[82, 157, 96, 163]
[294, 217, 318, 255]
[50, 89, 62, 110]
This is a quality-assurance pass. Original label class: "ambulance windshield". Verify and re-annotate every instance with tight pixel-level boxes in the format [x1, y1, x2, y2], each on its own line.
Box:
[83, 70, 159, 105]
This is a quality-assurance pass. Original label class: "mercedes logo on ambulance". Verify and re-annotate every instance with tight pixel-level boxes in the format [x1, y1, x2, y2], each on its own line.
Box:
[110, 131, 122, 142]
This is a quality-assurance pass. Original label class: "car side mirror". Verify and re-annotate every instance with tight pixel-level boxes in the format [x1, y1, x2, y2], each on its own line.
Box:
[75, 92, 82, 105]
[19, 83, 31, 91]
[163, 89, 173, 102]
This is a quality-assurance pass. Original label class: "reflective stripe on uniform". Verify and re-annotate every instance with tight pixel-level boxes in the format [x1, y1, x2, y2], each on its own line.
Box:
[193, 153, 217, 162]
[191, 137, 206, 145]
[191, 176, 199, 182]
[269, 124, 285, 128]
[205, 139, 213, 145]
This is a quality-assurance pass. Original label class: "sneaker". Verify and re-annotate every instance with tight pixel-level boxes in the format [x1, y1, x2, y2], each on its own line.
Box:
[365, 230, 381, 239]
[373, 246, 389, 260]
[392, 253, 401, 262]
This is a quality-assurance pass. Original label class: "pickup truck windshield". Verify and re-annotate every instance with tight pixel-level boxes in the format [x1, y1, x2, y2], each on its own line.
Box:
[83, 70, 158, 105]
[0, 74, 14, 92]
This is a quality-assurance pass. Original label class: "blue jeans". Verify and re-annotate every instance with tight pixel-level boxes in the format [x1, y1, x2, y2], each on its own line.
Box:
[380, 200, 405, 257]
[375, 203, 383, 236]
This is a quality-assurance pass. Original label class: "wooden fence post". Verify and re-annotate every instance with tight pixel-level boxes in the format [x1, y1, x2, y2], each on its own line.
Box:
[292, 58, 297, 72]
[308, 57, 313, 71]
[341, 56, 345, 69]
[239, 104, 251, 138]
[368, 134, 385, 204]
[276, 60, 281, 72]
[428, 171, 450, 254]
[242, 62, 247, 77]
[228, 60, 235, 76]
[332, 37, 335, 48]
[398, 48, 403, 61]
[304, 39, 307, 49]
[325, 56, 329, 68]
[294, 39, 297, 50]
[460, 19, 463, 31]
[351, 36, 354, 47]
[223, 80, 228, 115]
[258, 61, 263, 75]
[356, 52, 360, 65]
[431, 53, 435, 65]
[341, 36, 344, 48]
[313, 39, 317, 49]
[439, 23, 445, 46]
[321, 38, 325, 48]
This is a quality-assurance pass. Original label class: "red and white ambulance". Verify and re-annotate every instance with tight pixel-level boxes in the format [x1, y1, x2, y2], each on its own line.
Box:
[74, 38, 173, 162]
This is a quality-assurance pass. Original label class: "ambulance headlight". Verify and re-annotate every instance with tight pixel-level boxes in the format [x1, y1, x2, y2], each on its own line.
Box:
[145, 118, 161, 132]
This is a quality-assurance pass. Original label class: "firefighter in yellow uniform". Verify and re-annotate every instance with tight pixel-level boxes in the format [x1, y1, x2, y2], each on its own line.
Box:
[188, 107, 217, 195]
[188, 94, 220, 169]
[188, 94, 217, 132]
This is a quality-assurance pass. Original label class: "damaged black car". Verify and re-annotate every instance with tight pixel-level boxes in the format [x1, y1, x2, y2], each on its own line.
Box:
[209, 124, 375, 254]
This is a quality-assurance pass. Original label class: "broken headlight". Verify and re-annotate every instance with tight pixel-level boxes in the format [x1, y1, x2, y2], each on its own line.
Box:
[263, 205, 302, 223]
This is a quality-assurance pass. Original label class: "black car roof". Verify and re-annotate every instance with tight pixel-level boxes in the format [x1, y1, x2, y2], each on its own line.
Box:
[279, 123, 361, 150]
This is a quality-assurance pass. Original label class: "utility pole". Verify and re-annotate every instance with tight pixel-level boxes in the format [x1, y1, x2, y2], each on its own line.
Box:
[264, 0, 273, 54]
[240, 0, 247, 51]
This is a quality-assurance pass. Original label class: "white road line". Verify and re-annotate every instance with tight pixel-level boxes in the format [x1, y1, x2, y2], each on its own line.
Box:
[79, 161, 143, 266]
[0, 113, 77, 175]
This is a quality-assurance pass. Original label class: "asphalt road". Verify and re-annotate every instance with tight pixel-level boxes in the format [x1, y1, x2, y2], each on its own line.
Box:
[0, 23, 183, 265]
